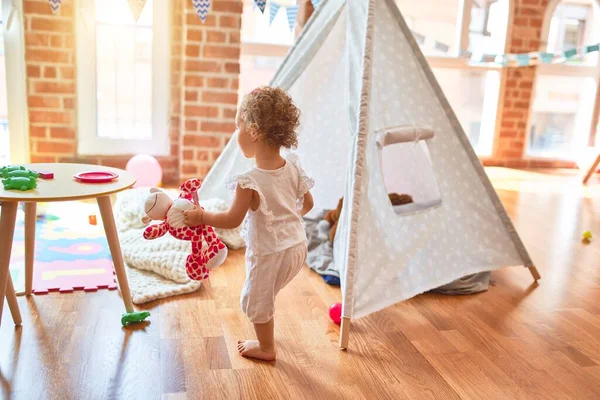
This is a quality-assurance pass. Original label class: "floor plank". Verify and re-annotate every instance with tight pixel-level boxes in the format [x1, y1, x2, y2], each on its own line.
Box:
[1, 167, 600, 399]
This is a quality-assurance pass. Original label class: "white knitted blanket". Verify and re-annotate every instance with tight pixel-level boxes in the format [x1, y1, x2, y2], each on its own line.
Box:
[114, 188, 244, 304]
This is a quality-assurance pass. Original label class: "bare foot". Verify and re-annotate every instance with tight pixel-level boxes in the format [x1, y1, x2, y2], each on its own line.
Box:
[237, 340, 276, 361]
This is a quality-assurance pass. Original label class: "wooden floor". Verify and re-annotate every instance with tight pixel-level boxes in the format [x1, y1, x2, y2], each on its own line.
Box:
[1, 168, 600, 400]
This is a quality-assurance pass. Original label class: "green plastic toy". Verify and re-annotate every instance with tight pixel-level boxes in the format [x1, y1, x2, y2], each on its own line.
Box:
[4, 169, 39, 179]
[2, 176, 37, 191]
[121, 311, 151, 326]
[0, 165, 25, 177]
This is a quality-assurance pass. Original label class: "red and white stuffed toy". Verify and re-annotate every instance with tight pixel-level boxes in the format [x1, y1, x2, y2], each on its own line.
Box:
[141, 178, 228, 281]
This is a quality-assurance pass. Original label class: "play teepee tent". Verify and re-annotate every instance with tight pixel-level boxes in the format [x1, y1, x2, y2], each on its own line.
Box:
[199, 0, 540, 348]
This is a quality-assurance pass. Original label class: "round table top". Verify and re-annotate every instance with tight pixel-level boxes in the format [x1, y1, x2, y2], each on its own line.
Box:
[0, 163, 136, 202]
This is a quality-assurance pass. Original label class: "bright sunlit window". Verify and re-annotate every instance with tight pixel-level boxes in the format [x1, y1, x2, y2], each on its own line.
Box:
[395, 0, 509, 156]
[468, 0, 509, 55]
[239, 2, 291, 99]
[528, 0, 600, 159]
[0, 5, 9, 165]
[76, 0, 170, 155]
[398, 0, 461, 56]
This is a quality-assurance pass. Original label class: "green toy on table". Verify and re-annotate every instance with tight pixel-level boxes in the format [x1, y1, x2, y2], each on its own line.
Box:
[2, 176, 37, 191]
[3, 169, 39, 179]
[1, 165, 25, 177]
[1, 165, 40, 191]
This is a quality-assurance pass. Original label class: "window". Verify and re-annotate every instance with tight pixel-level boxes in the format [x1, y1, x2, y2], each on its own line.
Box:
[239, 2, 293, 99]
[76, 0, 170, 155]
[0, 0, 8, 165]
[399, 0, 462, 56]
[433, 67, 501, 155]
[397, 0, 510, 156]
[468, 0, 509, 55]
[1, 0, 29, 164]
[528, 0, 600, 159]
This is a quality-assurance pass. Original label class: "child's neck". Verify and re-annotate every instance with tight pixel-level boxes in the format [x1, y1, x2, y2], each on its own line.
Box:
[254, 143, 285, 171]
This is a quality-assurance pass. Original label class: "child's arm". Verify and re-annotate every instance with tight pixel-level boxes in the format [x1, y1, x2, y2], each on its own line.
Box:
[300, 191, 314, 216]
[184, 185, 253, 229]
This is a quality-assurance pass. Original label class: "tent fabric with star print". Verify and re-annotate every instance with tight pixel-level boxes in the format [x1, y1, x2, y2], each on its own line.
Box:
[198, 0, 539, 346]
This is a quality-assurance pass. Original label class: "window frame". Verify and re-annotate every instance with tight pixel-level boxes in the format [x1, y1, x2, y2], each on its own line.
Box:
[525, 0, 600, 160]
[75, 0, 171, 156]
[2, 0, 29, 163]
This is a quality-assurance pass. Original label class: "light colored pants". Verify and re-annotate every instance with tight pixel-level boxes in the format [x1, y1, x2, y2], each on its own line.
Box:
[241, 242, 307, 323]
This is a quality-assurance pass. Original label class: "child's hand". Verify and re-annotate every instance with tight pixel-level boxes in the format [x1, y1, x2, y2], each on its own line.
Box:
[183, 206, 204, 227]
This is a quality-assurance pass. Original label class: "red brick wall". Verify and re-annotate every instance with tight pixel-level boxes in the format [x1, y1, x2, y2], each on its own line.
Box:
[24, 0, 77, 163]
[23, 0, 241, 185]
[179, 0, 242, 180]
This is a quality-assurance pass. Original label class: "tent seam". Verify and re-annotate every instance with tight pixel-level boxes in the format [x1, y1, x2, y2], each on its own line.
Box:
[343, 0, 376, 319]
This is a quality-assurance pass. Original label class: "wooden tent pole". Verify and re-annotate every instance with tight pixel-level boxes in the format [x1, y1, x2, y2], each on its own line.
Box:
[528, 265, 541, 281]
[583, 153, 600, 184]
[339, 317, 351, 350]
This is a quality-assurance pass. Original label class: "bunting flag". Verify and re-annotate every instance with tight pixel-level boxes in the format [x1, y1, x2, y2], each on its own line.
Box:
[127, 0, 147, 22]
[539, 52, 555, 64]
[48, 0, 61, 14]
[586, 43, 600, 54]
[311, 0, 322, 8]
[254, 0, 266, 14]
[564, 48, 578, 59]
[286, 5, 299, 31]
[516, 53, 530, 67]
[192, 0, 211, 23]
[269, 3, 281, 25]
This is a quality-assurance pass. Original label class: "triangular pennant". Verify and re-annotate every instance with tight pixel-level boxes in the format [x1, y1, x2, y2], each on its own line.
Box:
[48, 0, 61, 14]
[191, 0, 211, 22]
[564, 48, 578, 59]
[539, 52, 555, 64]
[585, 43, 599, 54]
[127, 0, 147, 22]
[254, 0, 266, 13]
[515, 53, 530, 66]
[311, 0, 322, 8]
[286, 5, 299, 31]
[269, 3, 280, 25]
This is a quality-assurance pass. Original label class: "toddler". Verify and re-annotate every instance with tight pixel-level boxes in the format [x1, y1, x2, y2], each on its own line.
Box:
[184, 87, 314, 361]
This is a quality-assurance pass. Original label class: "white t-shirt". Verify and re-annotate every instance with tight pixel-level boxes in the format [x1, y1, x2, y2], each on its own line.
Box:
[227, 154, 314, 257]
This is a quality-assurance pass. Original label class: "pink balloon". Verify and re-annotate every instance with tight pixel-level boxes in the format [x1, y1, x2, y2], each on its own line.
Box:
[126, 155, 162, 188]
[329, 302, 342, 325]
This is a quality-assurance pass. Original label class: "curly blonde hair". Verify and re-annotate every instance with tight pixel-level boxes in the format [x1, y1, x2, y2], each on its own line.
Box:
[239, 86, 300, 149]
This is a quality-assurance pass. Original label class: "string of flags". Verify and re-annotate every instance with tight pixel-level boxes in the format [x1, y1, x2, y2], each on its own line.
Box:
[253, 0, 322, 31]
[465, 43, 600, 67]
[46, 0, 598, 67]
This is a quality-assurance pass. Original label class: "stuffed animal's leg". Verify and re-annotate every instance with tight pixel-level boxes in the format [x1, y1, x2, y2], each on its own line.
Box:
[203, 226, 228, 271]
[185, 240, 210, 281]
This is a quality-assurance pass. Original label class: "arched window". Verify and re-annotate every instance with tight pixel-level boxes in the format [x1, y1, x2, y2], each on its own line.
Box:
[528, 0, 600, 158]
[398, 0, 511, 156]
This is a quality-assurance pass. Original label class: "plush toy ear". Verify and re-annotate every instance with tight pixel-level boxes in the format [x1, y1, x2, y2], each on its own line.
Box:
[149, 188, 161, 194]
[141, 215, 152, 225]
